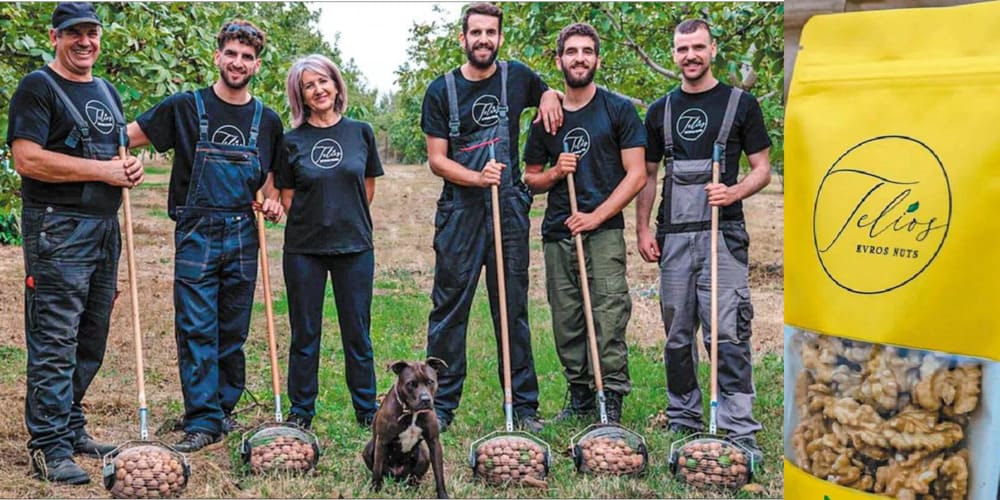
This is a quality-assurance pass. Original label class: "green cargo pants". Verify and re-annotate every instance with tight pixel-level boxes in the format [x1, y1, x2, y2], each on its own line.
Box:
[544, 228, 632, 394]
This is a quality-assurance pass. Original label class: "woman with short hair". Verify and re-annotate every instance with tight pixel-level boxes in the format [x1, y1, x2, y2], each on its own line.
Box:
[276, 54, 383, 429]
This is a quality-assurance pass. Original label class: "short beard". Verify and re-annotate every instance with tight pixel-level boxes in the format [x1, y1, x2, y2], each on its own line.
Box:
[464, 43, 498, 70]
[220, 69, 251, 90]
[562, 65, 596, 89]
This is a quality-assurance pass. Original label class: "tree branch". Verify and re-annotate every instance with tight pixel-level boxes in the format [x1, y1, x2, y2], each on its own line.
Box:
[595, 3, 678, 80]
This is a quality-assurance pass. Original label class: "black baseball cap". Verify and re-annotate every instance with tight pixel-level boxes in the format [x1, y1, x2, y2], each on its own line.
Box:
[51, 2, 102, 31]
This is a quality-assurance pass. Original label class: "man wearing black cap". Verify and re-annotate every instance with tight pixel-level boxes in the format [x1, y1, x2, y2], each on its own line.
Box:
[7, 2, 143, 485]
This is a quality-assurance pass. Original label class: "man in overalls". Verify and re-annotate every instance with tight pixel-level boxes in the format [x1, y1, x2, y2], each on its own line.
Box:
[7, 2, 144, 484]
[127, 19, 284, 452]
[420, 2, 564, 433]
[635, 19, 773, 465]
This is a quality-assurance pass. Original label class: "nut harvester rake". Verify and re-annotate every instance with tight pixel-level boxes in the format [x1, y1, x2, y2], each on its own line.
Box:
[103, 126, 190, 499]
[563, 160, 648, 476]
[240, 191, 320, 474]
[668, 144, 754, 490]
[468, 142, 551, 488]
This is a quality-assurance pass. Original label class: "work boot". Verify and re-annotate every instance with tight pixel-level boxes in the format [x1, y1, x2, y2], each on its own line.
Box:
[668, 422, 702, 436]
[31, 452, 90, 485]
[731, 435, 765, 472]
[553, 384, 595, 422]
[286, 413, 312, 430]
[72, 431, 117, 458]
[173, 431, 222, 453]
[516, 413, 545, 434]
[604, 391, 624, 424]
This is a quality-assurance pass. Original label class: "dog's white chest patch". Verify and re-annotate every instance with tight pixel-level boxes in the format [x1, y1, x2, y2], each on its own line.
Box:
[398, 421, 422, 453]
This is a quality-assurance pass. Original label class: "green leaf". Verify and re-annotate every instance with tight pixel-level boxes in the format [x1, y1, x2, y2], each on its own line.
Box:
[907, 202, 920, 213]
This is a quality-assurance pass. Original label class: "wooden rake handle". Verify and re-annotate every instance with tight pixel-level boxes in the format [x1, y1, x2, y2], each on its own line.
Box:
[119, 129, 147, 439]
[709, 144, 721, 434]
[487, 143, 514, 425]
[255, 191, 283, 422]
[566, 173, 604, 394]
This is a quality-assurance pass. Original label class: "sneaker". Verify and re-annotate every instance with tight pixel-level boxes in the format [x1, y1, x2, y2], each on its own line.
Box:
[516, 414, 544, 434]
[72, 431, 116, 458]
[286, 413, 312, 430]
[731, 435, 765, 471]
[31, 452, 90, 485]
[222, 414, 242, 434]
[173, 431, 222, 453]
[668, 423, 702, 436]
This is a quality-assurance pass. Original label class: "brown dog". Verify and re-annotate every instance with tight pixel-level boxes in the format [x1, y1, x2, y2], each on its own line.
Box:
[363, 357, 448, 498]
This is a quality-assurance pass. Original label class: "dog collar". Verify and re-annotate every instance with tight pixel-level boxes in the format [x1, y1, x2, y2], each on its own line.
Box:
[393, 384, 432, 423]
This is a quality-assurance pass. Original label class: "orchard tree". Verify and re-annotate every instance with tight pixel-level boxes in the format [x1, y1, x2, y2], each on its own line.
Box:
[385, 2, 783, 168]
[0, 2, 374, 238]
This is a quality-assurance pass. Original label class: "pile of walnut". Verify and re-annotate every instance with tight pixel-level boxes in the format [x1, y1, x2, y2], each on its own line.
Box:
[474, 437, 547, 485]
[676, 440, 750, 488]
[578, 436, 645, 475]
[792, 332, 980, 499]
[110, 446, 186, 499]
[249, 435, 316, 474]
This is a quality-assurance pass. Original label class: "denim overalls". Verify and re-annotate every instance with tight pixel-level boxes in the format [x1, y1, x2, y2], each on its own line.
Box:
[22, 72, 123, 459]
[426, 62, 540, 423]
[173, 90, 263, 435]
[658, 87, 762, 438]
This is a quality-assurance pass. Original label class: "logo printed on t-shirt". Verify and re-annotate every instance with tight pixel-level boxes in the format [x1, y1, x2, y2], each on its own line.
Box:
[471, 94, 501, 127]
[310, 138, 343, 169]
[562, 127, 591, 158]
[85, 100, 115, 135]
[676, 108, 709, 142]
[212, 125, 246, 146]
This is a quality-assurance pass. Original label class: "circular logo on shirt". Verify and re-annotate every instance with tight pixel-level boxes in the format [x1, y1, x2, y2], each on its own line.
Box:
[310, 138, 343, 169]
[813, 135, 951, 294]
[85, 100, 115, 135]
[562, 128, 591, 158]
[212, 125, 246, 146]
[471, 94, 501, 127]
[676, 108, 709, 142]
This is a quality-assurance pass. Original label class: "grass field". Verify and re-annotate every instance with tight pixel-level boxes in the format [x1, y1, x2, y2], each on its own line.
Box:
[0, 161, 784, 498]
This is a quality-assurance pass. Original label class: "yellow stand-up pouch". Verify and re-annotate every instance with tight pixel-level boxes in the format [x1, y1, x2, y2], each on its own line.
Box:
[785, 2, 1000, 499]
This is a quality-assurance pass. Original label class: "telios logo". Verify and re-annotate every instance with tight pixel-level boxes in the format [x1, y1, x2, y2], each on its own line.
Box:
[212, 125, 246, 146]
[813, 136, 951, 294]
[471, 94, 501, 127]
[562, 128, 591, 158]
[310, 138, 343, 169]
[676, 108, 708, 141]
[85, 100, 115, 135]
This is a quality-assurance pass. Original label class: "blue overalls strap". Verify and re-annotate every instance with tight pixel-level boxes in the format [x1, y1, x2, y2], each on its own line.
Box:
[662, 89, 674, 159]
[194, 89, 209, 142]
[497, 61, 508, 119]
[34, 70, 90, 150]
[94, 77, 126, 129]
[444, 70, 460, 138]
[714, 87, 744, 152]
[247, 98, 263, 149]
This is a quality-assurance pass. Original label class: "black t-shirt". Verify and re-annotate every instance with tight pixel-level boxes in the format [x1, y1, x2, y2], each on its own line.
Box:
[6, 66, 125, 215]
[421, 60, 547, 183]
[136, 87, 285, 218]
[524, 88, 646, 242]
[275, 118, 384, 255]
[645, 82, 771, 234]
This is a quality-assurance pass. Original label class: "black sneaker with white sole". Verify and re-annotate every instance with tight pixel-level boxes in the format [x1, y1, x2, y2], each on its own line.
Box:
[173, 431, 222, 453]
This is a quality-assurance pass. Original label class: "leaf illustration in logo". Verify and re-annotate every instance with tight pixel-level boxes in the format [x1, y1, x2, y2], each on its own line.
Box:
[907, 201, 920, 213]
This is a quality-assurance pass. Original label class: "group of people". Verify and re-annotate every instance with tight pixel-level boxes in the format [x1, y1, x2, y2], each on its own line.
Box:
[8, 2, 772, 486]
